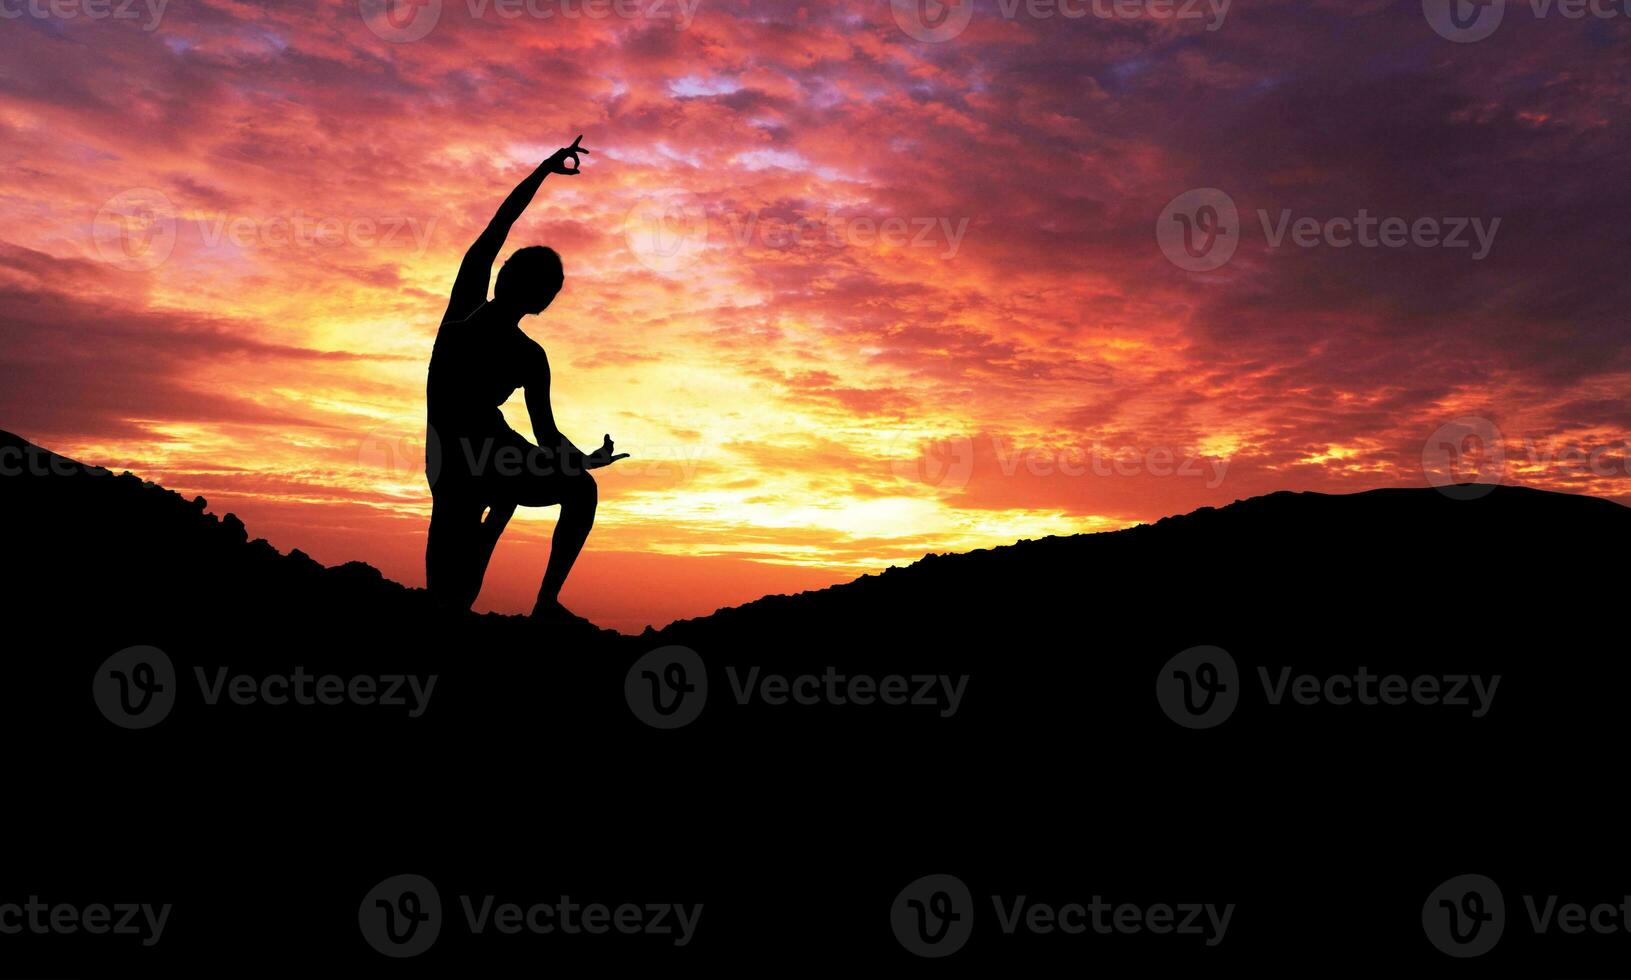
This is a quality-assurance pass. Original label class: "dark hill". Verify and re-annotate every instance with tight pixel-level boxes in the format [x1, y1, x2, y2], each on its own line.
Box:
[4, 427, 1627, 973]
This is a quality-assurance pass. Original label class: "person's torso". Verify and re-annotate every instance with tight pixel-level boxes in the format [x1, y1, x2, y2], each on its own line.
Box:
[426, 306, 536, 435]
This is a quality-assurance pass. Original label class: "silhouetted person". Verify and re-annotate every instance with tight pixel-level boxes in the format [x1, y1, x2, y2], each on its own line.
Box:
[425, 136, 626, 624]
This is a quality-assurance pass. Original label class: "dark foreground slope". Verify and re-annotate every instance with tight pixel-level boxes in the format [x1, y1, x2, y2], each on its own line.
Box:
[3, 427, 1628, 974]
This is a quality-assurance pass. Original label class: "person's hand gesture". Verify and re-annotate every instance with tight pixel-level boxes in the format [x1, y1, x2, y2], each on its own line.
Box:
[585, 434, 629, 470]
[544, 135, 590, 175]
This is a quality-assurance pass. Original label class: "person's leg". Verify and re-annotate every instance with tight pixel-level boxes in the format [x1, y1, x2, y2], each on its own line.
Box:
[531, 472, 596, 618]
[467, 500, 517, 603]
[493, 434, 599, 620]
[425, 491, 486, 612]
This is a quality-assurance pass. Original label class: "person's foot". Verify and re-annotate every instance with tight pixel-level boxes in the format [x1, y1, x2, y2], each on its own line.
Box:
[530, 598, 596, 629]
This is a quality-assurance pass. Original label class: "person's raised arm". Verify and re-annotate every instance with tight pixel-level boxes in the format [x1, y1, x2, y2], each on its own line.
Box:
[441, 135, 589, 325]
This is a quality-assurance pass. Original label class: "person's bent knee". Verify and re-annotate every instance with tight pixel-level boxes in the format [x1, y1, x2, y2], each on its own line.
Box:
[567, 471, 597, 509]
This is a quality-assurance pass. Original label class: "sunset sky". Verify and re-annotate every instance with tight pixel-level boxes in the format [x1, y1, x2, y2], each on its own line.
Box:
[2, 0, 1628, 632]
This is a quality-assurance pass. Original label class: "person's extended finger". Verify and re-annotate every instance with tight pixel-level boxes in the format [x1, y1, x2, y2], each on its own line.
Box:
[610, 453, 630, 462]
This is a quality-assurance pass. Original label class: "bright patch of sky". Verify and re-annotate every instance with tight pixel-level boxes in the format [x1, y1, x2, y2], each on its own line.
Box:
[670, 75, 744, 97]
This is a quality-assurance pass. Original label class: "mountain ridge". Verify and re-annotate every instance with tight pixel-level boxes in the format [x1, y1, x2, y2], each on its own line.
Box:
[5, 426, 1625, 641]
[6, 426, 1630, 972]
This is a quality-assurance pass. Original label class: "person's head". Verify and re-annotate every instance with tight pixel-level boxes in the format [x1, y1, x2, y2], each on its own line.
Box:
[494, 245, 564, 315]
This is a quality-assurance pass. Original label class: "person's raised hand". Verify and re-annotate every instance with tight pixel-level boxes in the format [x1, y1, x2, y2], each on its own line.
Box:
[585, 434, 629, 470]
[545, 135, 590, 175]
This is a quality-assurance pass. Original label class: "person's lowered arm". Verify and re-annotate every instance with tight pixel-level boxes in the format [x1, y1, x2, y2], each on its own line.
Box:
[524, 349, 628, 474]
